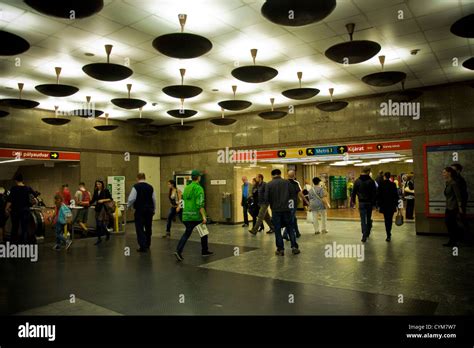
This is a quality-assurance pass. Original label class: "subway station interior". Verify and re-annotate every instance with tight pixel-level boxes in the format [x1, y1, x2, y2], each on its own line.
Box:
[1, 0, 474, 330]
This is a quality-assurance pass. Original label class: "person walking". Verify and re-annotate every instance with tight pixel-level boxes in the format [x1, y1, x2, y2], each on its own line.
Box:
[241, 176, 250, 227]
[127, 173, 156, 252]
[264, 169, 300, 256]
[73, 182, 91, 237]
[4, 173, 36, 244]
[60, 184, 71, 205]
[442, 167, 463, 247]
[308, 177, 330, 234]
[163, 179, 182, 238]
[376, 172, 399, 242]
[351, 167, 377, 243]
[404, 173, 415, 220]
[248, 178, 261, 231]
[90, 180, 112, 245]
[52, 194, 73, 251]
[451, 163, 469, 242]
[249, 174, 274, 235]
[0, 187, 6, 243]
[174, 170, 213, 261]
[283, 170, 309, 240]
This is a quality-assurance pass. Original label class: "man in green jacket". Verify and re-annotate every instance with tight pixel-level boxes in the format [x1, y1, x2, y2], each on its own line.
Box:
[175, 170, 213, 261]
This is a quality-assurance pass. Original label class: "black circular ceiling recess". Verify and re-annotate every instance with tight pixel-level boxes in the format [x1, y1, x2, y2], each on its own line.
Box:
[316, 88, 348, 112]
[83, 45, 133, 81]
[24, 0, 104, 18]
[385, 80, 422, 102]
[35, 67, 79, 97]
[0, 30, 30, 56]
[94, 125, 118, 131]
[261, 0, 336, 26]
[167, 109, 197, 118]
[111, 84, 146, 109]
[170, 124, 194, 131]
[42, 106, 70, 126]
[362, 56, 406, 87]
[282, 72, 320, 100]
[0, 83, 39, 109]
[462, 57, 474, 70]
[153, 14, 212, 59]
[325, 23, 381, 64]
[258, 98, 287, 120]
[210, 117, 237, 125]
[450, 14, 474, 38]
[162, 69, 203, 99]
[0, 110, 9, 117]
[232, 49, 278, 83]
[218, 85, 252, 111]
[137, 125, 160, 136]
[71, 96, 103, 118]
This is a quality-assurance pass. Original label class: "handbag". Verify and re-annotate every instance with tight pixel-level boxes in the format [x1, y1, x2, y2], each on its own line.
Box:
[195, 223, 209, 238]
[395, 209, 404, 226]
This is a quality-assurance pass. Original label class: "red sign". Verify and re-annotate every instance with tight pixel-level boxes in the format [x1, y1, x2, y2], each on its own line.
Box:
[347, 140, 412, 153]
[0, 148, 80, 161]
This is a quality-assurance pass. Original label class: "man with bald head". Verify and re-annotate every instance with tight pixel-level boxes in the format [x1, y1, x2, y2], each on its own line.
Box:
[283, 170, 309, 240]
[241, 176, 250, 227]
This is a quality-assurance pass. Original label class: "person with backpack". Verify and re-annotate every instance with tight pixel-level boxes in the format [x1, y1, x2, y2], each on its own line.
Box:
[351, 167, 377, 243]
[308, 177, 331, 235]
[73, 182, 91, 237]
[52, 193, 72, 251]
[376, 172, 399, 242]
[404, 173, 415, 220]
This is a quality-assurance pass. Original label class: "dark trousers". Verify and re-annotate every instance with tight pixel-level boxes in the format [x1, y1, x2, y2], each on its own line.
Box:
[283, 207, 300, 238]
[406, 199, 415, 219]
[445, 208, 460, 244]
[177, 220, 208, 254]
[359, 202, 373, 237]
[272, 211, 297, 250]
[242, 201, 249, 225]
[135, 210, 153, 249]
[95, 219, 108, 239]
[166, 207, 182, 233]
[10, 210, 30, 244]
[383, 210, 395, 237]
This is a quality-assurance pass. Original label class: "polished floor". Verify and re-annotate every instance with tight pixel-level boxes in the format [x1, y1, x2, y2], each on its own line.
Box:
[1, 218, 472, 316]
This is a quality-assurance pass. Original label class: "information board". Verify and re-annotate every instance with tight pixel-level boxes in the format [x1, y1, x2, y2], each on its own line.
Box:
[329, 176, 347, 200]
[107, 176, 126, 206]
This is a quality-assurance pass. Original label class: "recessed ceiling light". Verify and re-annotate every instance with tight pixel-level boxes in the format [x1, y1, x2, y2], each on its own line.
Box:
[84, 52, 95, 57]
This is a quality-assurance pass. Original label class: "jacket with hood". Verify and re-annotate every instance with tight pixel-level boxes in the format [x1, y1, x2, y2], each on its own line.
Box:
[182, 181, 205, 222]
[351, 174, 377, 204]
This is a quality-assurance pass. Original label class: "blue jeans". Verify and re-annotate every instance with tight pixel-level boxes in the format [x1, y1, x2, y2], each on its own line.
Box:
[359, 202, 373, 237]
[166, 207, 182, 233]
[55, 222, 67, 246]
[283, 207, 300, 239]
[272, 211, 297, 250]
[176, 220, 209, 255]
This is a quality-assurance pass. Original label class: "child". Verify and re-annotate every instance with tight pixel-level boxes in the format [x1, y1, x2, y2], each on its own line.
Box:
[53, 194, 72, 250]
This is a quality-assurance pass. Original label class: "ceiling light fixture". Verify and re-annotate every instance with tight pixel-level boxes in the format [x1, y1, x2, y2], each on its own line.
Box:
[127, 106, 154, 125]
[94, 113, 118, 131]
[462, 57, 474, 70]
[0, 30, 30, 56]
[167, 98, 197, 118]
[261, 0, 336, 26]
[210, 107, 237, 126]
[0, 111, 9, 117]
[71, 96, 103, 118]
[231, 49, 278, 83]
[325, 23, 381, 64]
[35, 67, 79, 97]
[362, 56, 406, 87]
[385, 79, 422, 102]
[218, 85, 252, 111]
[24, 0, 104, 19]
[258, 98, 287, 120]
[152, 14, 212, 59]
[82, 44, 133, 81]
[316, 88, 348, 112]
[0, 83, 39, 109]
[42, 105, 71, 126]
[162, 69, 203, 99]
[137, 125, 160, 136]
[282, 71, 320, 100]
[450, 14, 474, 38]
[111, 84, 146, 109]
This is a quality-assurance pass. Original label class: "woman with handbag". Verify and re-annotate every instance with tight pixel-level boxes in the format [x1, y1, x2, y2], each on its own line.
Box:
[163, 180, 182, 238]
[442, 167, 463, 247]
[308, 177, 331, 234]
[90, 180, 113, 245]
[376, 172, 399, 242]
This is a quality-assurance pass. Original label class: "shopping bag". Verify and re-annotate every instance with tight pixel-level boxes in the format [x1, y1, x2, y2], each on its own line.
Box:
[306, 211, 314, 223]
[195, 223, 209, 238]
[395, 209, 404, 226]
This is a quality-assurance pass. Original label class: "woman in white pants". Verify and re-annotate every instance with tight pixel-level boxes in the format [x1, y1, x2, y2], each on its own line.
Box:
[308, 177, 331, 234]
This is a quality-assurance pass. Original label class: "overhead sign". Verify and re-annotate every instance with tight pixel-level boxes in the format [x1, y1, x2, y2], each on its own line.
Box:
[347, 140, 412, 153]
[0, 148, 81, 161]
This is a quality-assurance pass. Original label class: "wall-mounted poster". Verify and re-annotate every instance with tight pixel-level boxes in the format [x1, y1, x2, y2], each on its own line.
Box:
[423, 141, 474, 217]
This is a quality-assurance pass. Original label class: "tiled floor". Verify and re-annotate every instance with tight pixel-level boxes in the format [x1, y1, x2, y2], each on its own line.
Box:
[1, 218, 472, 315]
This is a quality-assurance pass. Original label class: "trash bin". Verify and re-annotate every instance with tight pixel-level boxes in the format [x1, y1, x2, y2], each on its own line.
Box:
[222, 193, 232, 220]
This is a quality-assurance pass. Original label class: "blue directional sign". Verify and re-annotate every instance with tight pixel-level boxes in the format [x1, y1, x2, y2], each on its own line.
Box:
[307, 146, 347, 156]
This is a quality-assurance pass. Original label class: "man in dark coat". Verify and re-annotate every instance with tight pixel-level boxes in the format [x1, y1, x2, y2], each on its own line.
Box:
[377, 172, 399, 242]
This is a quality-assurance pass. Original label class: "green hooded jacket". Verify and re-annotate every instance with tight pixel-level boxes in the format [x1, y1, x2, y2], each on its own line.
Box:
[182, 181, 205, 221]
